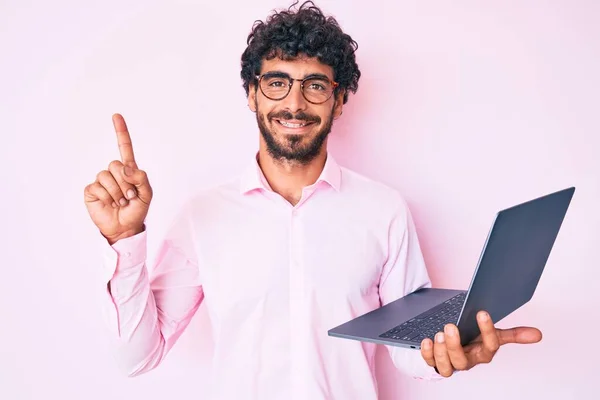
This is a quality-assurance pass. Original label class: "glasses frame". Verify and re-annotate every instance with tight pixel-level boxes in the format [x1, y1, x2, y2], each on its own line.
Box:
[255, 73, 339, 105]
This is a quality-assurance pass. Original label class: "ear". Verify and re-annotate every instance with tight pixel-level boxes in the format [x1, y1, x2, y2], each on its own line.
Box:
[332, 89, 345, 119]
[248, 83, 257, 112]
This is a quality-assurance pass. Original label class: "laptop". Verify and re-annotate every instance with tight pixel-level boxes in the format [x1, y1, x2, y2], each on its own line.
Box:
[328, 186, 575, 349]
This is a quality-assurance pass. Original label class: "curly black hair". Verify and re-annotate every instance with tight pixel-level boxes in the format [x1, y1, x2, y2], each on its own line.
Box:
[240, 1, 361, 104]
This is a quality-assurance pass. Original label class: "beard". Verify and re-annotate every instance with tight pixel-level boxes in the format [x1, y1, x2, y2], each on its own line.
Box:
[256, 107, 334, 165]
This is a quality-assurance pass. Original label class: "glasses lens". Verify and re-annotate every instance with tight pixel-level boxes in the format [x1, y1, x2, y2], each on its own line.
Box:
[260, 75, 290, 100]
[303, 78, 334, 104]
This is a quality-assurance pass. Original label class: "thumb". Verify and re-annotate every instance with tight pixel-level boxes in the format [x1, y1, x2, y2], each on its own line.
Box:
[122, 165, 153, 204]
[498, 327, 543, 345]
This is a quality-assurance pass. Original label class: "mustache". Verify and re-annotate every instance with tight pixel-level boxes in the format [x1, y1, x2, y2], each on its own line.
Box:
[268, 110, 320, 124]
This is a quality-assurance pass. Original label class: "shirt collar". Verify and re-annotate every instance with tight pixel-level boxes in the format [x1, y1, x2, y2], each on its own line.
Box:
[239, 152, 341, 195]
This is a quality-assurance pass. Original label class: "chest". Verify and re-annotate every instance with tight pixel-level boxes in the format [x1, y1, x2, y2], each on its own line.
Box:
[192, 207, 387, 314]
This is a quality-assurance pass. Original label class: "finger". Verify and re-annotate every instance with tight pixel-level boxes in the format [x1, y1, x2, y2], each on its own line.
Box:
[121, 165, 153, 205]
[112, 113, 137, 168]
[84, 182, 117, 208]
[108, 160, 138, 201]
[444, 324, 469, 371]
[476, 311, 500, 362]
[420, 338, 436, 368]
[433, 332, 454, 377]
[497, 327, 543, 346]
[96, 170, 128, 207]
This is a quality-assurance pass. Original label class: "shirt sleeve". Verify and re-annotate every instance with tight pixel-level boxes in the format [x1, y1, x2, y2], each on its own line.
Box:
[99, 201, 204, 377]
[378, 197, 444, 381]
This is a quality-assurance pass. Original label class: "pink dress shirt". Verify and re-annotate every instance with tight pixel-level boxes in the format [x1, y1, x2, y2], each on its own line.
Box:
[99, 153, 441, 400]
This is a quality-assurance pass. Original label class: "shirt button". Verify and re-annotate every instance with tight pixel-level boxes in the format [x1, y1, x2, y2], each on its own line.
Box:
[124, 252, 131, 257]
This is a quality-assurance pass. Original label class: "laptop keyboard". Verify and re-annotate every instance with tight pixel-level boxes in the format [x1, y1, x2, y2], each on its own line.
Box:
[379, 292, 466, 343]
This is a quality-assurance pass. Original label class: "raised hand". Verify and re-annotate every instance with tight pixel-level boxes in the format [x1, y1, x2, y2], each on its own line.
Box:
[84, 114, 153, 244]
[420, 311, 543, 377]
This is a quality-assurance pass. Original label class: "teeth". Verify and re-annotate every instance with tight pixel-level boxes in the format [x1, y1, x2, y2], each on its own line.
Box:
[279, 121, 306, 128]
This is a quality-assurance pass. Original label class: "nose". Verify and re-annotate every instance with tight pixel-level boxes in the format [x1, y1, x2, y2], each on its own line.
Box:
[281, 79, 308, 113]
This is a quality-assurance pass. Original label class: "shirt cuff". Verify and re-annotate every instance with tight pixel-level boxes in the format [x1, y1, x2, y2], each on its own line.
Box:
[100, 229, 148, 283]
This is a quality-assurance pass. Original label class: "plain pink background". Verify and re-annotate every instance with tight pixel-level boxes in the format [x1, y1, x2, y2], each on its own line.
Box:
[1, 0, 598, 399]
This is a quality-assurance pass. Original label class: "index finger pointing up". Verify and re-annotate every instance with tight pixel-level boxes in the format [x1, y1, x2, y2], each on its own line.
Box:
[112, 113, 137, 167]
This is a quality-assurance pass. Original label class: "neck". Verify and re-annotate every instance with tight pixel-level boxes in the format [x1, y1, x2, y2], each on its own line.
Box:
[257, 147, 328, 206]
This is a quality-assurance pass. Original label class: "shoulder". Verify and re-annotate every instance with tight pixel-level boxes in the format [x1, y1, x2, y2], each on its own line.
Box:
[339, 165, 412, 219]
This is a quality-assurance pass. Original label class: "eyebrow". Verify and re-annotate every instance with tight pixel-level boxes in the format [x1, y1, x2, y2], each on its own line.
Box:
[262, 71, 332, 81]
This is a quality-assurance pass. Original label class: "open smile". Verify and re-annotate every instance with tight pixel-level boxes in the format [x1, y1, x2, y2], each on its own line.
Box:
[274, 119, 315, 130]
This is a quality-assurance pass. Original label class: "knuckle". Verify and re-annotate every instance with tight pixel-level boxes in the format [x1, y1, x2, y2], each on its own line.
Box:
[108, 160, 123, 172]
[92, 182, 105, 195]
[96, 170, 110, 181]
[485, 340, 499, 353]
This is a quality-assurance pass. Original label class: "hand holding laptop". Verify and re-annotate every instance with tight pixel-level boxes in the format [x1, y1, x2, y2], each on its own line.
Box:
[328, 187, 574, 378]
[420, 310, 542, 377]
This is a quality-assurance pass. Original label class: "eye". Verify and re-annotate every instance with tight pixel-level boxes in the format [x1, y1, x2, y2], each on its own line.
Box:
[308, 83, 325, 91]
[304, 79, 329, 91]
[265, 78, 289, 87]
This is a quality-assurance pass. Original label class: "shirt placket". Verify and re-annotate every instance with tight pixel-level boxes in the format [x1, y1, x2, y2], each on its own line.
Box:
[289, 205, 307, 400]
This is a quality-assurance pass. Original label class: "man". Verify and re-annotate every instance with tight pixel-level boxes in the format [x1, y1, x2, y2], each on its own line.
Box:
[83, 2, 542, 399]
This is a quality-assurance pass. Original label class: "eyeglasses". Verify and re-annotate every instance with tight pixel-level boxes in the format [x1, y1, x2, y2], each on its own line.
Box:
[255, 72, 339, 104]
